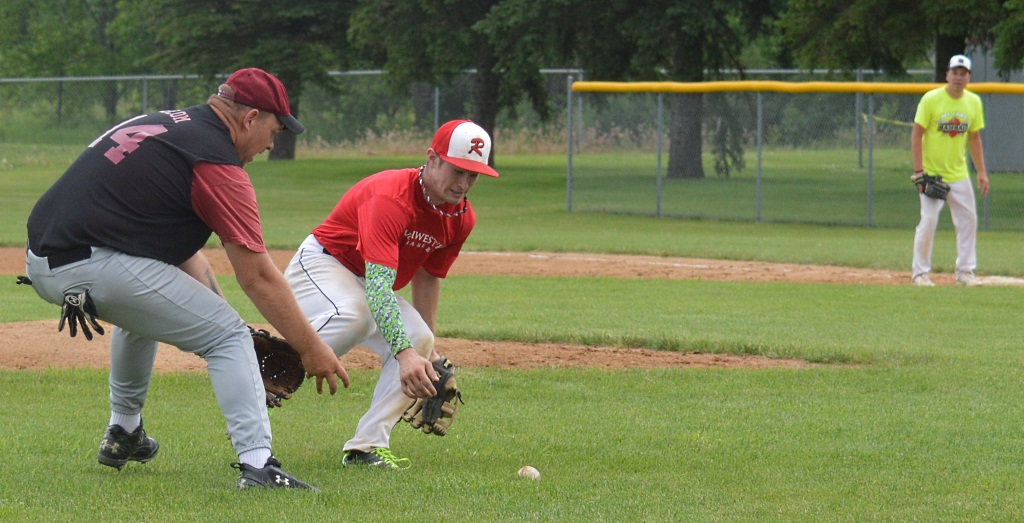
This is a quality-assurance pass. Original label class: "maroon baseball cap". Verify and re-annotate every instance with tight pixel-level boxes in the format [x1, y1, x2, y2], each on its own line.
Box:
[430, 120, 498, 177]
[220, 68, 305, 134]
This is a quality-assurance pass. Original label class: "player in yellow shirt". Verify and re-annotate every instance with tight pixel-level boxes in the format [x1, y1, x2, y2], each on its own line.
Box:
[910, 54, 989, 286]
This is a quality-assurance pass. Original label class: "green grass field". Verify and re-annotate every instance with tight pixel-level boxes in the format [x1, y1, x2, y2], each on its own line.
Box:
[568, 147, 1024, 230]
[2, 151, 1023, 521]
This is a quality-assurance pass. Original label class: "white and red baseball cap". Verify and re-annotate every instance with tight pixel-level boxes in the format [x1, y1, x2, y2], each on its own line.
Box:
[220, 68, 305, 134]
[430, 120, 499, 177]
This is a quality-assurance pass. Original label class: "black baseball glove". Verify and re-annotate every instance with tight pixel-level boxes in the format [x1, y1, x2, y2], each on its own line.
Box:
[912, 172, 950, 200]
[401, 357, 464, 436]
[249, 327, 305, 408]
[59, 291, 104, 341]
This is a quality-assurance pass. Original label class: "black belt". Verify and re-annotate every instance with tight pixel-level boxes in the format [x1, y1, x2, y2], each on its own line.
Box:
[47, 246, 92, 270]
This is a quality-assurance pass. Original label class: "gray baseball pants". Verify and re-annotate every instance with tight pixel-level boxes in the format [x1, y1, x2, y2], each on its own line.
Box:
[25, 246, 271, 455]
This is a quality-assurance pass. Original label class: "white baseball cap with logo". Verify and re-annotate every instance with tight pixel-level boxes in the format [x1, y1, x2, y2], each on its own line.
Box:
[948, 54, 972, 72]
[430, 120, 499, 177]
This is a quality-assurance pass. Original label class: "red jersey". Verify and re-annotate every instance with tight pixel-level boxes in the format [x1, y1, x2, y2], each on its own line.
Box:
[313, 168, 475, 290]
[192, 162, 266, 254]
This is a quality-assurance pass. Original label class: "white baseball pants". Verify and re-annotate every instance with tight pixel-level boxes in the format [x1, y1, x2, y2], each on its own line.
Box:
[912, 178, 978, 278]
[284, 235, 434, 452]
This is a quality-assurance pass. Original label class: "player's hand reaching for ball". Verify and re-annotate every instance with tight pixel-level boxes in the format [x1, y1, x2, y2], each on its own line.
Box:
[396, 348, 438, 399]
[301, 341, 350, 394]
[223, 244, 350, 396]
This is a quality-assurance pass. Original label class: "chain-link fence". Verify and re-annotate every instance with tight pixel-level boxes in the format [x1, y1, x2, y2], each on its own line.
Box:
[0, 70, 577, 157]
[568, 77, 1024, 230]
[5, 70, 1023, 230]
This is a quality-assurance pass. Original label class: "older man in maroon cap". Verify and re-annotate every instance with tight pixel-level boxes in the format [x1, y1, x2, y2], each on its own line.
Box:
[24, 68, 346, 490]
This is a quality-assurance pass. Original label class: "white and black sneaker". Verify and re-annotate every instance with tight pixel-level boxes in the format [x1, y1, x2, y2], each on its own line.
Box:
[956, 272, 978, 286]
[232, 457, 318, 491]
[912, 274, 935, 287]
[97, 423, 159, 470]
[342, 448, 411, 470]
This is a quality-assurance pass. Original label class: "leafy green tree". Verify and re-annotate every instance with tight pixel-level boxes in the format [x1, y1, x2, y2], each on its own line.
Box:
[349, 0, 585, 166]
[142, 0, 357, 159]
[0, 0, 145, 122]
[481, 0, 781, 179]
[0, 0, 122, 77]
[994, 0, 1024, 72]
[349, 0, 502, 163]
[779, 0, 1006, 81]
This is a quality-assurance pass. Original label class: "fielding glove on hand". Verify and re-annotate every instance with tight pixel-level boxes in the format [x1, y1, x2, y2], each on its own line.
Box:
[249, 327, 306, 408]
[911, 172, 950, 200]
[401, 357, 464, 436]
[58, 291, 104, 341]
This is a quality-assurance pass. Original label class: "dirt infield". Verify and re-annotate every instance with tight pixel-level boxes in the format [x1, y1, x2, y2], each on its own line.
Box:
[0, 246, 935, 372]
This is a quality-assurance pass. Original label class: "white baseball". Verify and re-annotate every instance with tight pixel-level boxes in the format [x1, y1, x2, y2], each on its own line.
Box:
[518, 465, 541, 480]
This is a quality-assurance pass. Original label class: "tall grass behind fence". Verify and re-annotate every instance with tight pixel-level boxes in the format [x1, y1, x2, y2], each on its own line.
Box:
[569, 81, 1024, 231]
[0, 76, 213, 147]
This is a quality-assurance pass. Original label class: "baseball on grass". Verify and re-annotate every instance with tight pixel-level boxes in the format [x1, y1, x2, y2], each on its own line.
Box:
[518, 465, 541, 480]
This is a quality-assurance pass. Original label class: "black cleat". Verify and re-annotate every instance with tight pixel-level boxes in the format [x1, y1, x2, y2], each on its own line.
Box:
[342, 448, 411, 470]
[97, 423, 159, 470]
[232, 457, 319, 491]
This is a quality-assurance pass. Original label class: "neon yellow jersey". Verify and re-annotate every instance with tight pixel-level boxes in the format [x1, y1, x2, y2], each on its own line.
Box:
[914, 87, 985, 183]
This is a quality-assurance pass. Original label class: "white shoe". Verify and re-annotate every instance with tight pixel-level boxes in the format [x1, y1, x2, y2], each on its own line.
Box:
[912, 274, 935, 287]
[956, 272, 978, 286]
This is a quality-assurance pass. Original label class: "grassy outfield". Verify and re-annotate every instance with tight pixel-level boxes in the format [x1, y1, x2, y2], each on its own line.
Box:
[568, 147, 1024, 230]
[2, 153, 1024, 521]
[4, 148, 1024, 274]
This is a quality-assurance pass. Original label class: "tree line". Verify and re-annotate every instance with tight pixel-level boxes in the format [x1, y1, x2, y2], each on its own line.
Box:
[2, 0, 1022, 178]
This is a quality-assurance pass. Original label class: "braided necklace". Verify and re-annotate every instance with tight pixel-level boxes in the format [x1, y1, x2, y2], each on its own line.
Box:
[418, 165, 468, 218]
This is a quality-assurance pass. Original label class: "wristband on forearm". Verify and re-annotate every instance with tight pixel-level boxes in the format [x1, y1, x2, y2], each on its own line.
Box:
[365, 262, 414, 356]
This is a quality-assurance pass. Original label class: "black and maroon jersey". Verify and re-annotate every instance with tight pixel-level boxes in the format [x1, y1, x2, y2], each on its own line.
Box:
[28, 105, 244, 266]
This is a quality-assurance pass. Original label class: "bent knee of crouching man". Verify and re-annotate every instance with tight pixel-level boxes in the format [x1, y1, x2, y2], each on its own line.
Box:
[192, 319, 252, 360]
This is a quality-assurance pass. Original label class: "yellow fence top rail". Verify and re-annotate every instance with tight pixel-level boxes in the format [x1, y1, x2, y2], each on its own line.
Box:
[572, 81, 1024, 95]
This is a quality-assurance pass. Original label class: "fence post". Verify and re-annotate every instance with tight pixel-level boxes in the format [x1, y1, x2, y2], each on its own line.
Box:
[656, 93, 663, 218]
[142, 78, 148, 113]
[981, 127, 990, 230]
[756, 92, 763, 223]
[856, 70, 863, 168]
[56, 81, 64, 124]
[867, 94, 875, 226]
[566, 74, 574, 212]
[433, 87, 440, 130]
[576, 71, 584, 154]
